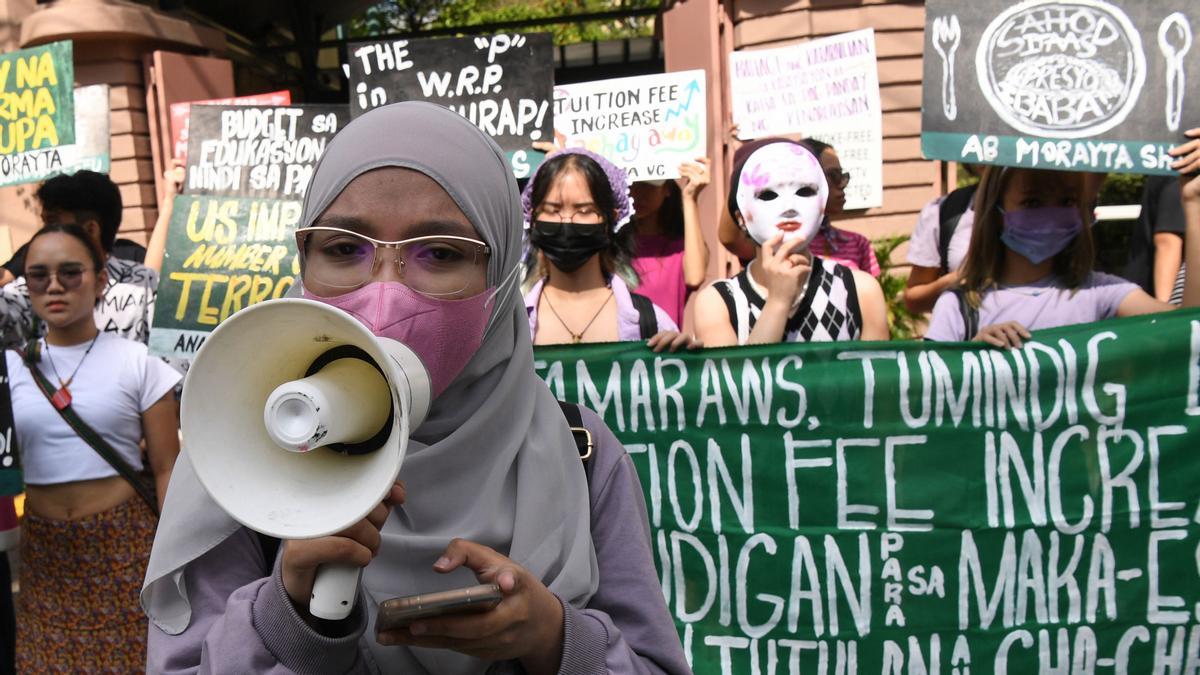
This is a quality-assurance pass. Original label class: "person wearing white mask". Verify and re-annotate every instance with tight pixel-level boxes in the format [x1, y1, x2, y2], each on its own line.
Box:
[694, 141, 889, 345]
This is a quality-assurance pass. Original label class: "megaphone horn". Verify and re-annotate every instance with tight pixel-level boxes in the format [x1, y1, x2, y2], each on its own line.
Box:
[264, 345, 394, 455]
[181, 299, 431, 620]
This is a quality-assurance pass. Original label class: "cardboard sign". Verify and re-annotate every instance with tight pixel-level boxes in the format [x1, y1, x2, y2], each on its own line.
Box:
[169, 90, 292, 162]
[921, 0, 1200, 174]
[535, 309, 1200, 673]
[183, 104, 347, 199]
[0, 84, 110, 187]
[553, 70, 707, 182]
[149, 195, 301, 359]
[347, 33, 554, 177]
[0, 40, 74, 158]
[730, 30, 884, 208]
[0, 356, 19, 497]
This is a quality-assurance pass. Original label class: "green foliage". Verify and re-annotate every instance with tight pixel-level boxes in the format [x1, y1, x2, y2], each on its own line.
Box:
[872, 234, 920, 341]
[1097, 172, 1144, 206]
[347, 0, 656, 44]
[956, 164, 981, 189]
[1091, 173, 1143, 273]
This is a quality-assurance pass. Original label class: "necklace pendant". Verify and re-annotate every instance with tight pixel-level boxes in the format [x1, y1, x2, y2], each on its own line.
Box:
[572, 335, 582, 344]
[50, 386, 72, 411]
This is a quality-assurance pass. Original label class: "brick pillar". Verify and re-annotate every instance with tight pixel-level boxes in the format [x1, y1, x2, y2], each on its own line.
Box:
[0, 0, 37, 260]
[15, 0, 223, 248]
[661, 0, 735, 283]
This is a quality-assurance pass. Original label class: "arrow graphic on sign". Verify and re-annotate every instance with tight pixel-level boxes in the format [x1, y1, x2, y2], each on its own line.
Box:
[664, 79, 701, 121]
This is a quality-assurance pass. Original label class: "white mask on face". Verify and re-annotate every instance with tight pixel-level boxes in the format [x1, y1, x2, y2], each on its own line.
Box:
[735, 143, 828, 246]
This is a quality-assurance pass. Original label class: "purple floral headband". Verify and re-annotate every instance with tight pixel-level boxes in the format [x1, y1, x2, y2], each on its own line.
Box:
[520, 147, 633, 232]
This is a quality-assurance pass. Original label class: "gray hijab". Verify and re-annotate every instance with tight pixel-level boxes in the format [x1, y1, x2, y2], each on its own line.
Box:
[143, 102, 599, 674]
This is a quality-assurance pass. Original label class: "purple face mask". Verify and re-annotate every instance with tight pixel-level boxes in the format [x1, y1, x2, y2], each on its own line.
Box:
[1000, 206, 1084, 264]
[302, 282, 491, 398]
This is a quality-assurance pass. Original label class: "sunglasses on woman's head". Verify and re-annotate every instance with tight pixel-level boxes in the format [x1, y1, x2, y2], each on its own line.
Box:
[25, 264, 91, 293]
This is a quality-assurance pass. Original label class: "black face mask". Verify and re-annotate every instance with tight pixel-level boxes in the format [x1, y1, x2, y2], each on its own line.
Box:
[529, 221, 610, 274]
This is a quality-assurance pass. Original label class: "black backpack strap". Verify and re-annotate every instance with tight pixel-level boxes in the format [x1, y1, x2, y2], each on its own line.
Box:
[950, 287, 980, 341]
[937, 185, 977, 275]
[557, 401, 593, 464]
[629, 292, 659, 340]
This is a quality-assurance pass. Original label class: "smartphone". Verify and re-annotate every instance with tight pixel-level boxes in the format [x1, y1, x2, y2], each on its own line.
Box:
[375, 583, 503, 632]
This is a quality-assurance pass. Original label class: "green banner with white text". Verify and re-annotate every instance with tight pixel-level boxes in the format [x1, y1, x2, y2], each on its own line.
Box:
[534, 310, 1200, 674]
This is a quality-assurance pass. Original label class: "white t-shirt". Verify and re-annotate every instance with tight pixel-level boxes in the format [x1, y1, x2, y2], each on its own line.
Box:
[907, 195, 976, 273]
[5, 333, 181, 485]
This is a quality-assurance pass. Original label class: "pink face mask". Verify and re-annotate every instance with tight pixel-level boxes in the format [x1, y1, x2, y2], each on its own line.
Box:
[302, 282, 491, 398]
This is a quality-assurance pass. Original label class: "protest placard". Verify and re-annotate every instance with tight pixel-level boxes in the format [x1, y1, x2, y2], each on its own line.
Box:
[0, 84, 109, 188]
[183, 104, 347, 199]
[0, 40, 74, 171]
[535, 309, 1200, 673]
[149, 194, 301, 359]
[729, 30, 883, 209]
[922, 0, 1200, 174]
[0, 357, 18, 497]
[169, 90, 292, 162]
[553, 70, 706, 182]
[346, 33, 553, 178]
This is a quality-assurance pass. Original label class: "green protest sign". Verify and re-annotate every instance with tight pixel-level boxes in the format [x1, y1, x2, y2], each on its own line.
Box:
[534, 310, 1200, 673]
[0, 40, 73, 160]
[0, 84, 109, 188]
[149, 194, 301, 359]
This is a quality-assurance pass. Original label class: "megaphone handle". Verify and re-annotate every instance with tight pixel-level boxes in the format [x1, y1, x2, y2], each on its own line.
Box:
[309, 562, 362, 621]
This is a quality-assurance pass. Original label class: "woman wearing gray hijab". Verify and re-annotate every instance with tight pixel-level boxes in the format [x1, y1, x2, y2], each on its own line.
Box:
[141, 102, 688, 674]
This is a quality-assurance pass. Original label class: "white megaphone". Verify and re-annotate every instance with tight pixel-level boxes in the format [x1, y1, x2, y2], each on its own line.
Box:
[181, 298, 430, 620]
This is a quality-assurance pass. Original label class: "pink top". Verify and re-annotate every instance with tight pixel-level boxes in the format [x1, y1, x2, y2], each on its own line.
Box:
[631, 233, 688, 326]
[809, 226, 880, 277]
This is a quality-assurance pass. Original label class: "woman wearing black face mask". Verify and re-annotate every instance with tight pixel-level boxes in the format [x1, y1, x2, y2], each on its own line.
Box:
[522, 149, 690, 348]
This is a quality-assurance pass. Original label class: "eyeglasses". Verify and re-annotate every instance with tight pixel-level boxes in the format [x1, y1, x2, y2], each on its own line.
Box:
[825, 169, 851, 189]
[26, 264, 91, 294]
[296, 226, 490, 297]
[533, 204, 605, 225]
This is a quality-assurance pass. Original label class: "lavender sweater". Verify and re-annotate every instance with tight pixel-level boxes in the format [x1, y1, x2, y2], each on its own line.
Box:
[525, 276, 678, 343]
[146, 406, 690, 675]
[925, 272, 1139, 341]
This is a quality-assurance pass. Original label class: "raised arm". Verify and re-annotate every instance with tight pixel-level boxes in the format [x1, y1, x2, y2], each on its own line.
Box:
[145, 164, 184, 274]
[1174, 128, 1200, 309]
[1119, 129, 1200, 314]
[678, 158, 711, 288]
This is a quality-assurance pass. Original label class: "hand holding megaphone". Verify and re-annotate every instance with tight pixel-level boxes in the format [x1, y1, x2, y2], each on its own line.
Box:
[280, 481, 405, 614]
[182, 299, 431, 622]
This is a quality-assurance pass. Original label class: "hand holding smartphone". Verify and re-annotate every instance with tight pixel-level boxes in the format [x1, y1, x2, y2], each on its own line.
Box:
[376, 583, 503, 632]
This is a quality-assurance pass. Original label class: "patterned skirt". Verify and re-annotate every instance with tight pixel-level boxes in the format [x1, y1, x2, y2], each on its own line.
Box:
[16, 498, 156, 674]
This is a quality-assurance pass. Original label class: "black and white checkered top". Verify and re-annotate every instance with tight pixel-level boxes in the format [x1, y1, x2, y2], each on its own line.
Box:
[711, 257, 862, 344]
